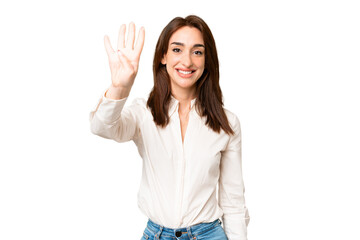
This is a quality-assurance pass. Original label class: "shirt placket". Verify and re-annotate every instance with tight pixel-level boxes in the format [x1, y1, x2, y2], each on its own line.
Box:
[174, 110, 187, 227]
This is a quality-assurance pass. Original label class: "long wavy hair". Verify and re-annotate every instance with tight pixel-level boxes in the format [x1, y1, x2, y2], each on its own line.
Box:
[147, 15, 234, 135]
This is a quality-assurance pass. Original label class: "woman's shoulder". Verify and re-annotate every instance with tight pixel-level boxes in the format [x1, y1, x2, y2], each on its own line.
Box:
[130, 97, 147, 107]
[223, 107, 240, 123]
[223, 107, 241, 132]
[126, 97, 150, 114]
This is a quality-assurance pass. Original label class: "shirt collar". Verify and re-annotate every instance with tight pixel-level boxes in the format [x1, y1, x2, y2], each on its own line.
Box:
[169, 95, 197, 117]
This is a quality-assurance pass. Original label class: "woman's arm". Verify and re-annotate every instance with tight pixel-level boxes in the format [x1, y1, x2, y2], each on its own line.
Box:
[89, 23, 145, 142]
[89, 91, 144, 143]
[219, 114, 250, 240]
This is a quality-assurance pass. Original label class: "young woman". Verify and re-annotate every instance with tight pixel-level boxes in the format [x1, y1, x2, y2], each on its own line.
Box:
[89, 15, 249, 240]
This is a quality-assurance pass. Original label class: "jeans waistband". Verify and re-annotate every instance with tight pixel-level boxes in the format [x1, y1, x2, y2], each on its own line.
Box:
[146, 218, 221, 238]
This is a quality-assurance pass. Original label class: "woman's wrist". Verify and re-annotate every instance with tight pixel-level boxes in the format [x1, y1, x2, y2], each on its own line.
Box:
[105, 84, 131, 100]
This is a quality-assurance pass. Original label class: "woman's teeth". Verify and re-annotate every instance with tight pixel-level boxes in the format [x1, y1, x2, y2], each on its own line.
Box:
[177, 70, 193, 74]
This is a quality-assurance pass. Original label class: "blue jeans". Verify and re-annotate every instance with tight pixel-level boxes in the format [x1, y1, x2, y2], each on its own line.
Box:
[141, 218, 228, 240]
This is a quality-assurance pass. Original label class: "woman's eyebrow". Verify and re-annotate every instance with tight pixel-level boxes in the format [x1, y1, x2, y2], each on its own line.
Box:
[171, 42, 205, 48]
[194, 43, 205, 48]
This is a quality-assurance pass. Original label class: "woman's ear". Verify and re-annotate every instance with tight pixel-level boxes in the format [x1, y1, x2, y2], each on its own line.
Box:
[161, 55, 167, 65]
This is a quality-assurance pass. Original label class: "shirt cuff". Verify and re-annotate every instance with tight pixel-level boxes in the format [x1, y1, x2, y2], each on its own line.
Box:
[222, 208, 250, 240]
[91, 89, 128, 124]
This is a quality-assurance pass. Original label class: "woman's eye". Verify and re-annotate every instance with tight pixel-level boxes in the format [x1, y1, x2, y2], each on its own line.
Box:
[194, 50, 203, 55]
[172, 48, 181, 53]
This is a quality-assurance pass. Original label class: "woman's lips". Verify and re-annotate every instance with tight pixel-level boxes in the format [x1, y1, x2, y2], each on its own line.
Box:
[176, 69, 196, 78]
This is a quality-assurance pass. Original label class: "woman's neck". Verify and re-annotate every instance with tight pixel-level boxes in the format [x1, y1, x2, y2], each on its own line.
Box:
[171, 88, 196, 115]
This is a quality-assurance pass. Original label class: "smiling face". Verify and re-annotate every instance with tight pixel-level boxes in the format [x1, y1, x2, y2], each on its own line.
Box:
[161, 26, 205, 97]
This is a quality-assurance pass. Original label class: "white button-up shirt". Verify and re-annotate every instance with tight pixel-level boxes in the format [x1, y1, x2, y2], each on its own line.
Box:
[89, 92, 250, 240]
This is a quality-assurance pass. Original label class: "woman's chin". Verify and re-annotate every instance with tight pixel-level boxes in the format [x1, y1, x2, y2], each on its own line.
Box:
[177, 81, 197, 89]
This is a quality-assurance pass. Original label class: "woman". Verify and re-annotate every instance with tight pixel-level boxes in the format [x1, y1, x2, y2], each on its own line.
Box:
[89, 15, 249, 240]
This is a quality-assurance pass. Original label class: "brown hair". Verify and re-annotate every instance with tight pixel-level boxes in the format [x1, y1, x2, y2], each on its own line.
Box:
[147, 15, 234, 135]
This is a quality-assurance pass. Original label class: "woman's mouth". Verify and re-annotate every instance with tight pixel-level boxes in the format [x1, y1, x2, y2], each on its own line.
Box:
[176, 69, 196, 78]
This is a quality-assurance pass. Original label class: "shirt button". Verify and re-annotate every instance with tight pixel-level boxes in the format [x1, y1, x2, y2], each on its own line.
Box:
[175, 231, 182, 237]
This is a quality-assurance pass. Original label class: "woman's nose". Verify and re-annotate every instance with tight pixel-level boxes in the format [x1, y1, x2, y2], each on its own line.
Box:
[181, 52, 193, 67]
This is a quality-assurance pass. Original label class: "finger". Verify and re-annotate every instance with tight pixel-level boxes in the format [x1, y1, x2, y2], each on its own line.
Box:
[104, 35, 115, 58]
[134, 27, 145, 58]
[117, 24, 126, 50]
[125, 22, 135, 49]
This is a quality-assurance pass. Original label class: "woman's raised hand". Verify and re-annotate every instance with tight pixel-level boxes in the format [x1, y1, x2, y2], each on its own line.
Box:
[104, 23, 145, 96]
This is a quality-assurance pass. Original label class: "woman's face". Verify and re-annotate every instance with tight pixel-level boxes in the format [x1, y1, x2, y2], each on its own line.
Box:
[161, 26, 205, 95]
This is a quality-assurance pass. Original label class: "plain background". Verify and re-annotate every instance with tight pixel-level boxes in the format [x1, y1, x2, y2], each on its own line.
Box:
[0, 0, 359, 239]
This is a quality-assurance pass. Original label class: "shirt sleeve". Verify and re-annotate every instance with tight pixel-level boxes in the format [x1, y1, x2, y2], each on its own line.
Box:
[89, 90, 144, 143]
[219, 114, 250, 240]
